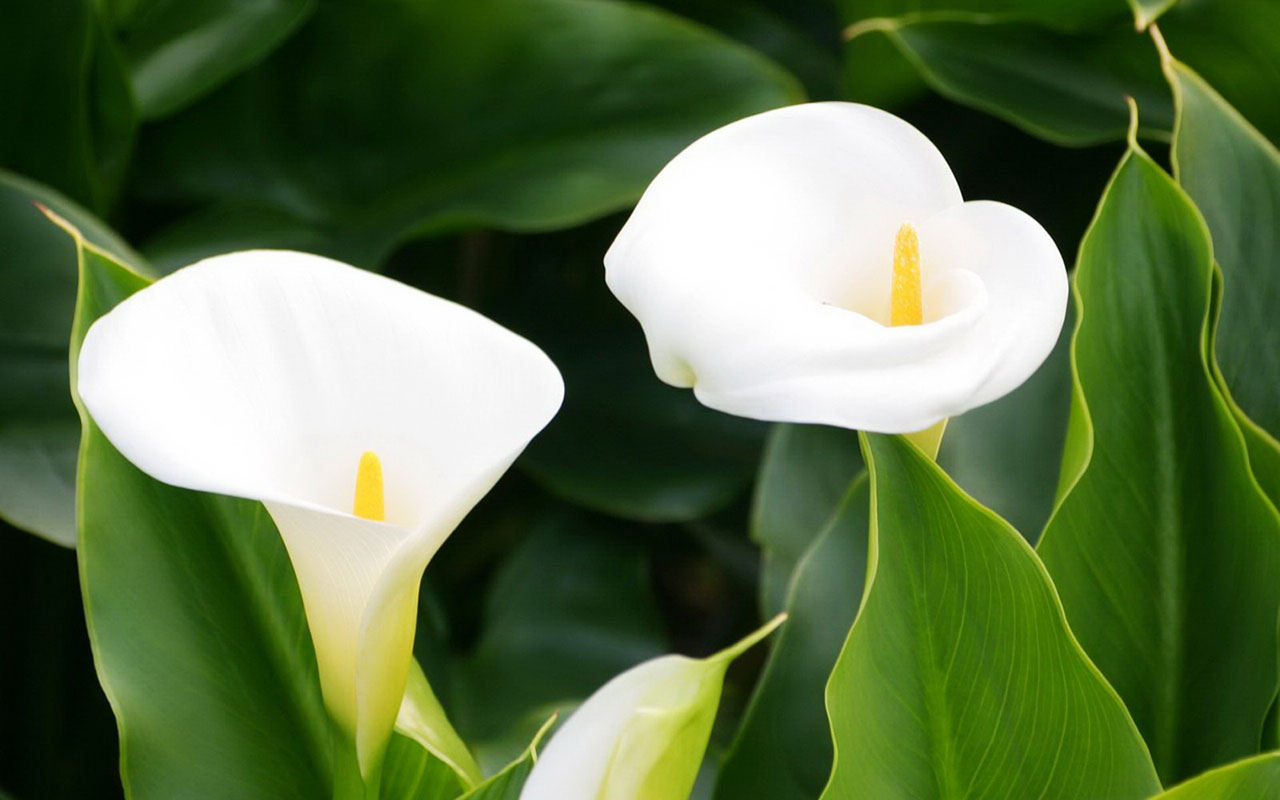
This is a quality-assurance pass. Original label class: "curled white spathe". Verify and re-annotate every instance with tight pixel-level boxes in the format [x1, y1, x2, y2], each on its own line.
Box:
[605, 101, 1068, 433]
[76, 250, 564, 774]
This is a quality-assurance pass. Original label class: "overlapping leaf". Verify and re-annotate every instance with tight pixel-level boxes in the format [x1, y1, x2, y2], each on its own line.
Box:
[1157, 37, 1280, 506]
[749, 424, 862, 617]
[1152, 752, 1280, 799]
[105, 0, 316, 118]
[844, 16, 1170, 146]
[0, 0, 134, 210]
[131, 0, 803, 266]
[1036, 137, 1280, 783]
[822, 433, 1159, 799]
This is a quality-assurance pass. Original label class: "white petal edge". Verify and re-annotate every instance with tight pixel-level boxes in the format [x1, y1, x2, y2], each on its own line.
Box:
[518, 655, 711, 800]
[77, 250, 564, 771]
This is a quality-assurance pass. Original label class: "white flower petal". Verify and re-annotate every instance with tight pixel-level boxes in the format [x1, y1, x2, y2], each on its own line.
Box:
[519, 655, 707, 800]
[77, 250, 564, 772]
[521, 616, 784, 800]
[917, 200, 1068, 408]
[604, 102, 1066, 432]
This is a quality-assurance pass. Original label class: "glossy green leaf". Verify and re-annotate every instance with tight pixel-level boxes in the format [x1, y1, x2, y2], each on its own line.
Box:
[0, 0, 135, 210]
[1158, 0, 1280, 145]
[1153, 752, 1280, 799]
[846, 16, 1171, 146]
[823, 433, 1160, 799]
[451, 514, 666, 771]
[132, 0, 803, 265]
[716, 476, 868, 800]
[378, 736, 465, 800]
[0, 171, 142, 545]
[939, 318, 1072, 543]
[1159, 41, 1280, 507]
[106, 0, 316, 118]
[1036, 140, 1280, 783]
[750, 424, 862, 617]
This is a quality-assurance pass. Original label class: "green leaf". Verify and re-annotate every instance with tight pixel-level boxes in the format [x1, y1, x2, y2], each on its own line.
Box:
[0, 170, 144, 545]
[451, 514, 666, 771]
[132, 0, 803, 265]
[1158, 41, 1280, 506]
[106, 0, 316, 118]
[823, 433, 1160, 799]
[846, 15, 1171, 147]
[1152, 752, 1280, 799]
[1158, 0, 1280, 145]
[938, 318, 1072, 543]
[750, 424, 862, 617]
[0, 0, 135, 210]
[378, 735, 466, 800]
[1035, 140, 1280, 783]
[716, 476, 868, 800]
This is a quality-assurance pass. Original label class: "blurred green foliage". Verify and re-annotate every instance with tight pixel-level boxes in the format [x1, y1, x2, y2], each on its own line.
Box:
[4, 0, 1280, 798]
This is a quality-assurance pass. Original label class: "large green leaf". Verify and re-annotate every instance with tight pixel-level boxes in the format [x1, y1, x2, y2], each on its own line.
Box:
[822, 433, 1160, 798]
[0, 0, 135, 210]
[1158, 0, 1280, 146]
[1152, 752, 1280, 799]
[844, 15, 1171, 146]
[131, 0, 803, 266]
[1158, 40, 1280, 503]
[65, 221, 471, 798]
[1036, 139, 1280, 783]
[716, 476, 867, 800]
[749, 424, 862, 617]
[105, 0, 316, 118]
[0, 171, 143, 545]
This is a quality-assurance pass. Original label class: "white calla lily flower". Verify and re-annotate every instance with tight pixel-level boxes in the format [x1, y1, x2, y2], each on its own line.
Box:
[605, 101, 1067, 433]
[76, 250, 563, 776]
[521, 615, 785, 800]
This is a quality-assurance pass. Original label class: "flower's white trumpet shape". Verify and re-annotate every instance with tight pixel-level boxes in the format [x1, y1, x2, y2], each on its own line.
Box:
[605, 101, 1068, 433]
[76, 250, 564, 775]
[520, 615, 785, 800]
